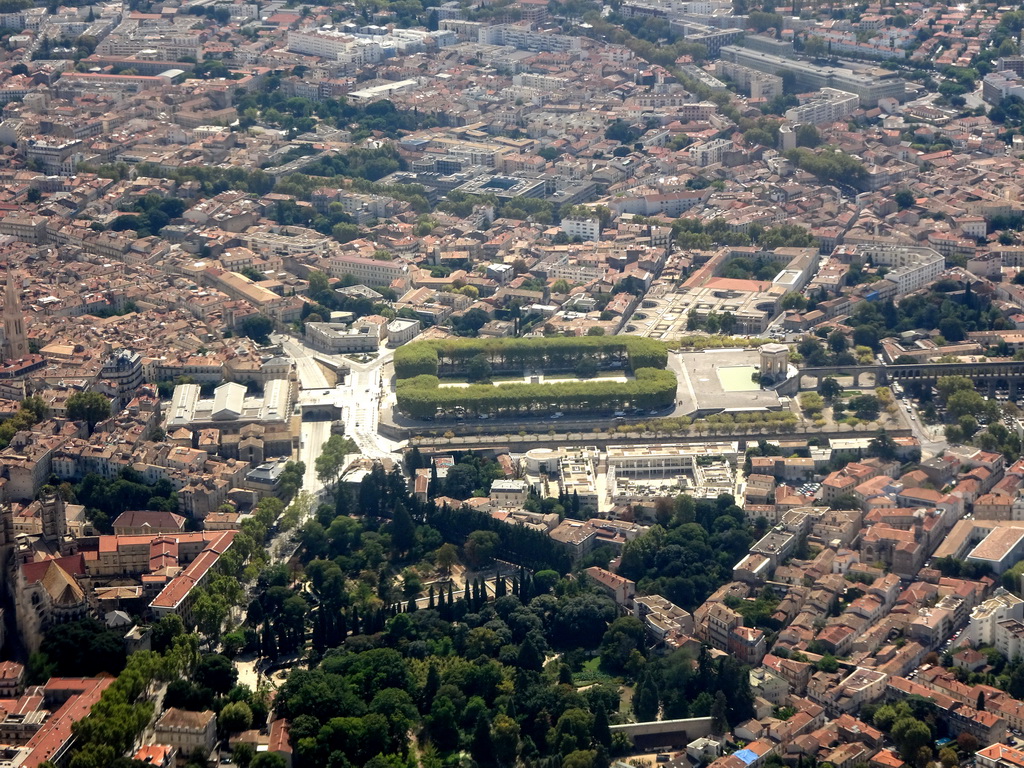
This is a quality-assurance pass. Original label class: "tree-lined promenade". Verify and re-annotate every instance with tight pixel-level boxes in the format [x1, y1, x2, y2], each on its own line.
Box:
[393, 337, 675, 420]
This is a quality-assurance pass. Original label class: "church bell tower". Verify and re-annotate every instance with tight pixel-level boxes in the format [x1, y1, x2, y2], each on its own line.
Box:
[2, 266, 27, 361]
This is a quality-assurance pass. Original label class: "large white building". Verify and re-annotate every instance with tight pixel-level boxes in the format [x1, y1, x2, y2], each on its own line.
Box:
[983, 70, 1024, 104]
[785, 88, 860, 126]
[287, 29, 383, 64]
[328, 253, 411, 288]
[477, 24, 581, 52]
[606, 442, 741, 478]
[167, 380, 293, 430]
[561, 216, 601, 242]
[851, 244, 945, 297]
[720, 45, 906, 106]
[715, 60, 782, 100]
[689, 138, 733, 167]
[304, 318, 385, 354]
[287, 25, 455, 62]
[964, 590, 1024, 648]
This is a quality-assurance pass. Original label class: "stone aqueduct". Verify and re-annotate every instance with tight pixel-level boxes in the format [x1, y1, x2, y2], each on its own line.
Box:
[797, 359, 1024, 398]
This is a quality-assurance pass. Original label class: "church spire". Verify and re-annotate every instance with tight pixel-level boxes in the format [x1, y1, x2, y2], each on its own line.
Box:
[3, 264, 27, 361]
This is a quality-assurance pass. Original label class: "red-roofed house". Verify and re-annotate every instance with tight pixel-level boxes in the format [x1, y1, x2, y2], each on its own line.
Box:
[22, 677, 112, 768]
[269, 718, 293, 768]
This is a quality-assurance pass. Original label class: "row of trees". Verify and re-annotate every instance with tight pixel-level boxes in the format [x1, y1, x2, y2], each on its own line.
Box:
[394, 335, 669, 379]
[395, 369, 677, 420]
[52, 620, 212, 768]
[624, 409, 801, 436]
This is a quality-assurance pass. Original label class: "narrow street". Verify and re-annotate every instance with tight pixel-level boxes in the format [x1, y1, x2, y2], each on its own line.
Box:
[903, 399, 948, 460]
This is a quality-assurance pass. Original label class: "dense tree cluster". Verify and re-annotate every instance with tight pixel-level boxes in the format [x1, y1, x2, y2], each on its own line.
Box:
[225, 428, 770, 768]
[235, 80, 438, 139]
[581, 15, 710, 70]
[241, 314, 274, 344]
[66, 391, 112, 433]
[434, 452, 507, 499]
[0, 395, 47, 450]
[274, 586, 627, 768]
[302, 272, 398, 327]
[264, 199, 360, 244]
[617, 494, 755, 611]
[261, 480, 760, 768]
[794, 285, 999, 373]
[671, 218, 817, 251]
[133, 163, 276, 196]
[60, 621, 203, 768]
[107, 194, 187, 238]
[866, 699, 943, 768]
[720, 254, 788, 282]
[74, 468, 180, 533]
[428, 504, 572, 573]
[846, 283, 1000, 351]
[301, 146, 406, 183]
[784, 147, 867, 186]
[30, 619, 127, 682]
[637, 647, 755, 726]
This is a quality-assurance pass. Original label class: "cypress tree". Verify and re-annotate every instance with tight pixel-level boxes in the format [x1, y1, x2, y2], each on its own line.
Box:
[517, 635, 543, 672]
[558, 664, 572, 685]
[633, 674, 659, 722]
[471, 713, 494, 766]
[422, 663, 440, 712]
[593, 705, 612, 749]
[521, 574, 533, 601]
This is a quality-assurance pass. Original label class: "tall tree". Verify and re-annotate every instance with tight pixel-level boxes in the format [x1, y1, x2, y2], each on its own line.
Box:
[711, 690, 730, 734]
[633, 675, 659, 722]
[66, 391, 112, 433]
[389, 504, 415, 556]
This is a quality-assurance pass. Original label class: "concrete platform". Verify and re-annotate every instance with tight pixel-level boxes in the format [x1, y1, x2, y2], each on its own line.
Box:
[675, 348, 784, 416]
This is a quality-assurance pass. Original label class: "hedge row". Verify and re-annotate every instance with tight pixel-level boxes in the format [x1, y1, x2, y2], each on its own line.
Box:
[393, 335, 669, 379]
[396, 368, 677, 419]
